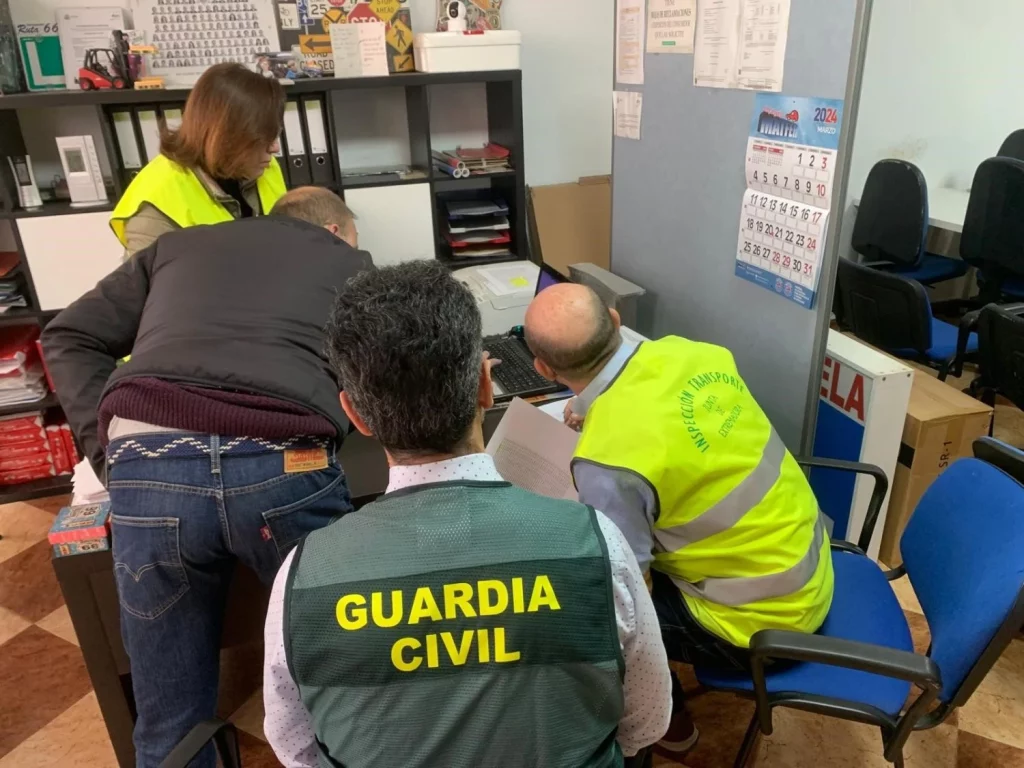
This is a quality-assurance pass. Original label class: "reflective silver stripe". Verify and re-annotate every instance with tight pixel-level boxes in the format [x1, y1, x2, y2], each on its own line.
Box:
[669, 516, 826, 607]
[655, 428, 787, 552]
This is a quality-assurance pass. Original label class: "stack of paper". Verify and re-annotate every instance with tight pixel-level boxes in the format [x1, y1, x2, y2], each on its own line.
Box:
[0, 253, 26, 313]
[444, 199, 514, 260]
[71, 459, 109, 506]
[433, 143, 512, 179]
[0, 327, 48, 406]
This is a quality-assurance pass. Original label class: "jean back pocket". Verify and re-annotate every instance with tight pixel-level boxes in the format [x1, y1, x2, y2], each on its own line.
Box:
[112, 515, 190, 620]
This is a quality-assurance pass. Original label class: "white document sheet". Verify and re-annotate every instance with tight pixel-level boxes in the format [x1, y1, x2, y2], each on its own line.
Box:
[615, 0, 646, 85]
[647, 0, 696, 54]
[331, 22, 388, 78]
[737, 0, 791, 92]
[694, 0, 741, 88]
[613, 91, 644, 141]
[486, 398, 580, 501]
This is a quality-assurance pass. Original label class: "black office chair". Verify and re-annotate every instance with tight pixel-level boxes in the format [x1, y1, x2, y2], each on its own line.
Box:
[960, 303, 1024, 435]
[160, 719, 240, 768]
[835, 258, 977, 380]
[998, 129, 1024, 161]
[960, 157, 1024, 302]
[853, 160, 967, 286]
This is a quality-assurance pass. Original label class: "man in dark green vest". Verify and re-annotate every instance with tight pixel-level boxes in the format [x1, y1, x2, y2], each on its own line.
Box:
[263, 261, 672, 768]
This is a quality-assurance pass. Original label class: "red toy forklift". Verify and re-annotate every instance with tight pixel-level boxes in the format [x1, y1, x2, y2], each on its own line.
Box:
[78, 31, 133, 90]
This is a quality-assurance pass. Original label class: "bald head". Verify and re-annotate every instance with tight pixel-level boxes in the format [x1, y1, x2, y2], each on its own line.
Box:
[270, 186, 358, 247]
[525, 283, 621, 385]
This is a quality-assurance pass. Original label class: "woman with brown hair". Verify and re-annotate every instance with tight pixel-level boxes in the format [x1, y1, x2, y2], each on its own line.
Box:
[110, 62, 287, 256]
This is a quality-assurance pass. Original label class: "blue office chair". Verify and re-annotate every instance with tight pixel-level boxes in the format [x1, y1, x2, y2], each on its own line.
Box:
[695, 454, 1024, 768]
[960, 157, 1024, 302]
[853, 160, 968, 286]
[835, 257, 977, 380]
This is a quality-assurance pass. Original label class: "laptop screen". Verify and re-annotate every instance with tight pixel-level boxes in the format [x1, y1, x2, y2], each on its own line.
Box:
[535, 265, 566, 296]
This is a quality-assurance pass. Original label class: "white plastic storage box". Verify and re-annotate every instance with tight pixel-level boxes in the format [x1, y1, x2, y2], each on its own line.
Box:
[413, 31, 521, 73]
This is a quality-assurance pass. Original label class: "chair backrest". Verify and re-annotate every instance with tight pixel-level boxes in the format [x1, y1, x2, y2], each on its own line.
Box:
[974, 437, 1024, 486]
[998, 129, 1024, 161]
[851, 160, 928, 268]
[960, 157, 1024, 278]
[835, 258, 932, 355]
[978, 304, 1024, 409]
[900, 458, 1024, 705]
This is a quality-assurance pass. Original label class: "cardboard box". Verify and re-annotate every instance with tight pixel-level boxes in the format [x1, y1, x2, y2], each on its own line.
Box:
[528, 176, 611, 277]
[877, 370, 993, 566]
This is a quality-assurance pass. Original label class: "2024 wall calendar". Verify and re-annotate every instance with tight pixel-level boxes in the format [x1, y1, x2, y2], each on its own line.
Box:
[735, 94, 844, 309]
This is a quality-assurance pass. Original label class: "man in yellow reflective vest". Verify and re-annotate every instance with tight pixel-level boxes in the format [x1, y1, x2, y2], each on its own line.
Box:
[525, 284, 834, 757]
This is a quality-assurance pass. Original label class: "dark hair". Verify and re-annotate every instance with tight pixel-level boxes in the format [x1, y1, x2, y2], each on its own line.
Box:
[526, 288, 618, 379]
[271, 186, 356, 229]
[160, 63, 284, 179]
[326, 261, 483, 458]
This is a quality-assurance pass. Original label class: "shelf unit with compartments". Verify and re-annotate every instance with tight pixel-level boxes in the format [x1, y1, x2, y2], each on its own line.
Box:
[0, 69, 528, 502]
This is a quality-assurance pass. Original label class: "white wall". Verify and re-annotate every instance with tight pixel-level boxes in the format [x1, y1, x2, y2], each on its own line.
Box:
[848, 0, 1024, 200]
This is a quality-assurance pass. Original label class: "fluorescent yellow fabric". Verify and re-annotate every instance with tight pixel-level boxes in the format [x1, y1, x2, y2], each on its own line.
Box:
[573, 337, 833, 647]
[109, 154, 287, 246]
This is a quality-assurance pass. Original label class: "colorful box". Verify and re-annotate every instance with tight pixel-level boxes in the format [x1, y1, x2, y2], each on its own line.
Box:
[49, 502, 111, 545]
[53, 538, 110, 558]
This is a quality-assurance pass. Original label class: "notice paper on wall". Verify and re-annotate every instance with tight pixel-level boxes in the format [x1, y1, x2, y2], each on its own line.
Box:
[615, 0, 645, 85]
[734, 94, 844, 309]
[737, 0, 791, 91]
[613, 91, 643, 140]
[330, 21, 388, 78]
[693, 0, 740, 88]
[647, 0, 696, 54]
[695, 0, 791, 91]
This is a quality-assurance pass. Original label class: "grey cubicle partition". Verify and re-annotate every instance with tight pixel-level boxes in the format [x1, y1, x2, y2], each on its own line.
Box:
[611, 0, 872, 452]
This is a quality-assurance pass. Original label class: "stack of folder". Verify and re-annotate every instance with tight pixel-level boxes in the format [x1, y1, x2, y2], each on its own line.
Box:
[444, 199, 513, 260]
[0, 253, 26, 313]
[433, 143, 512, 179]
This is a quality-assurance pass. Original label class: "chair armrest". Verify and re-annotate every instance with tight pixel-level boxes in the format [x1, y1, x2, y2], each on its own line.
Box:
[158, 719, 240, 768]
[750, 629, 941, 688]
[830, 539, 866, 556]
[795, 457, 889, 552]
[955, 309, 984, 378]
[997, 302, 1024, 317]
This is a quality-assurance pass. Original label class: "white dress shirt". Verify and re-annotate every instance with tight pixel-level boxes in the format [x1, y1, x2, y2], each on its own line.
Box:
[263, 453, 672, 766]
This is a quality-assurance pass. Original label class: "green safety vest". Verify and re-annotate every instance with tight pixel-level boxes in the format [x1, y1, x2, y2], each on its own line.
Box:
[109, 154, 286, 247]
[285, 481, 625, 768]
[572, 337, 834, 648]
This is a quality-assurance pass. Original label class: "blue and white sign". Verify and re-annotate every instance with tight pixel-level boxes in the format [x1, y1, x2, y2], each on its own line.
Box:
[809, 331, 913, 560]
[735, 93, 845, 310]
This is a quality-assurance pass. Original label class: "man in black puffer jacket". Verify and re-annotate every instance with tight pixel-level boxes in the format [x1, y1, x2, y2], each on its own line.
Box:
[41, 185, 372, 768]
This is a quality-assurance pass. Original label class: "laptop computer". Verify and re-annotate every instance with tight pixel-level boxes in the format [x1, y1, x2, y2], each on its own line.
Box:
[484, 263, 569, 403]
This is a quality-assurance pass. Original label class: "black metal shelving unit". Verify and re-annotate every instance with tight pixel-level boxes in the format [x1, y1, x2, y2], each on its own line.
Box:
[0, 69, 527, 502]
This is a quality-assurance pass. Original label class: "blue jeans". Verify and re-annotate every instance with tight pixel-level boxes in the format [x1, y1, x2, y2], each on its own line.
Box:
[106, 433, 352, 768]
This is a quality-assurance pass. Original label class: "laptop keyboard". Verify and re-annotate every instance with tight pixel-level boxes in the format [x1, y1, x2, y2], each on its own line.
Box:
[483, 336, 557, 396]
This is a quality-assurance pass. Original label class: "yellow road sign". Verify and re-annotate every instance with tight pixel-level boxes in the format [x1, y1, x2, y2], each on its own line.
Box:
[370, 0, 400, 19]
[299, 33, 331, 53]
[321, 7, 347, 32]
[386, 17, 412, 52]
[392, 53, 414, 71]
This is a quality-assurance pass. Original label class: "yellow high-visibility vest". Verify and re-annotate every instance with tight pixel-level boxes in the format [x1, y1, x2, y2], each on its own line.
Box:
[572, 336, 834, 647]
[109, 154, 287, 247]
